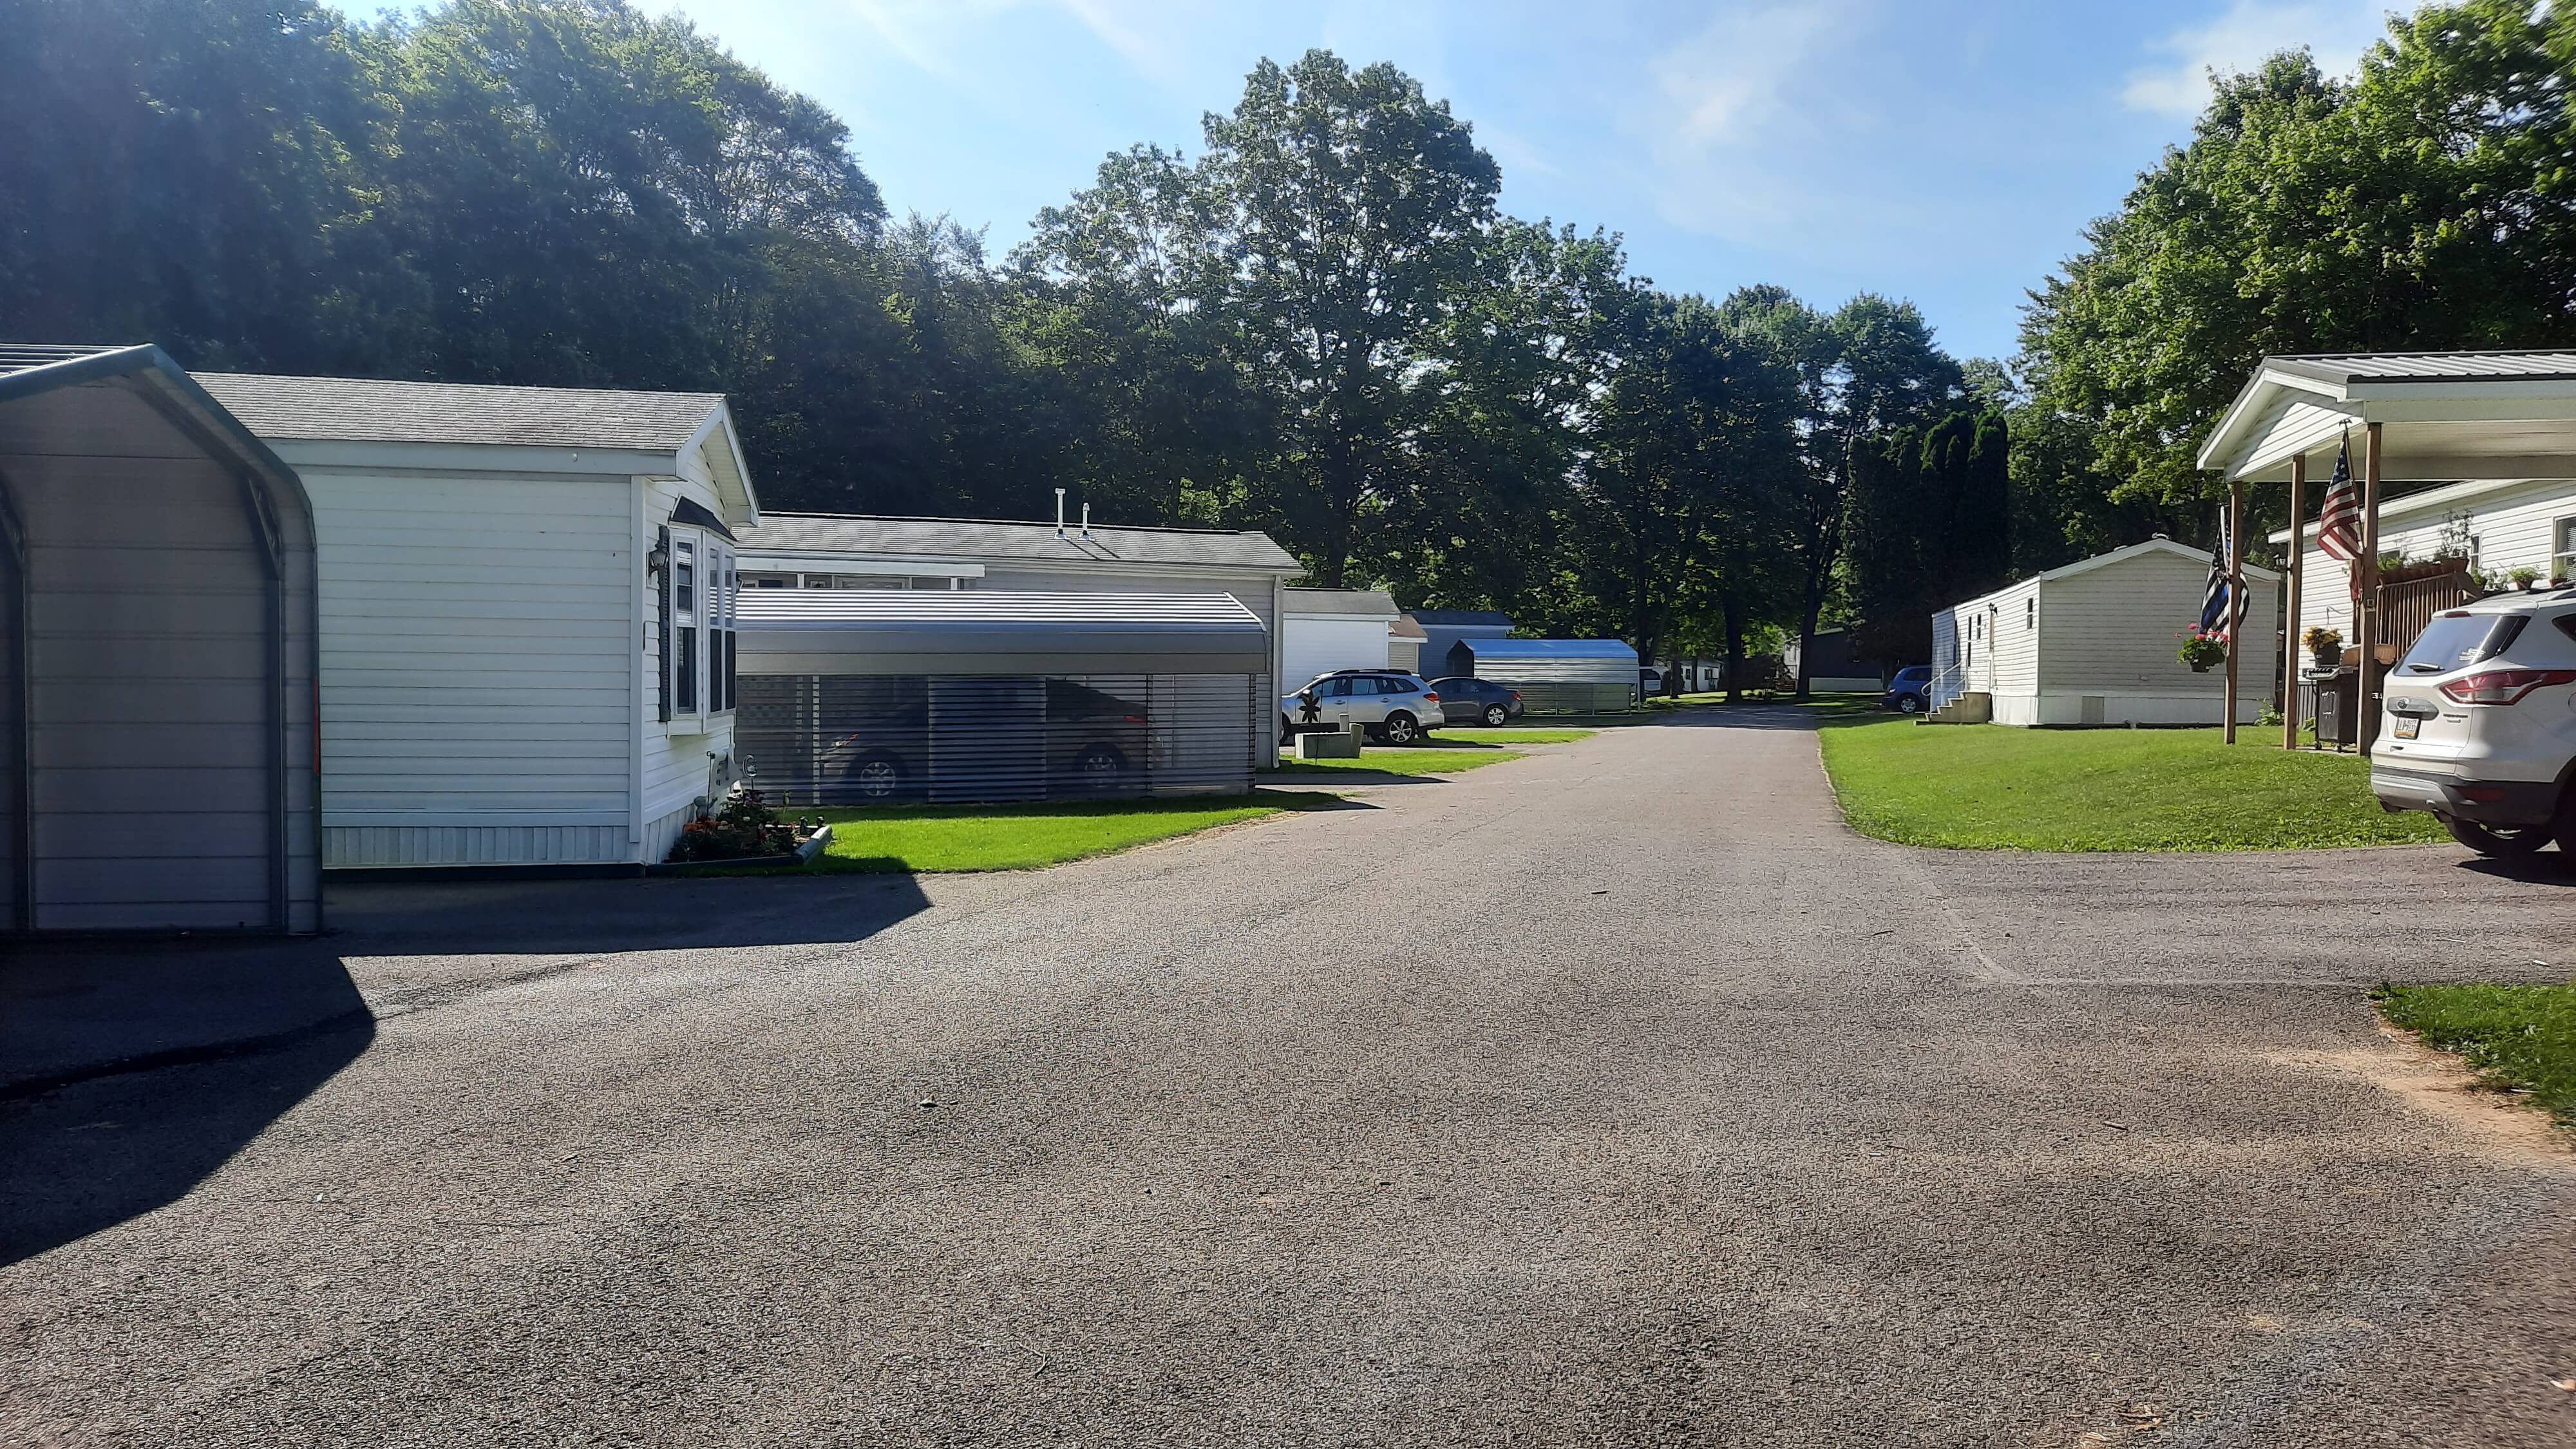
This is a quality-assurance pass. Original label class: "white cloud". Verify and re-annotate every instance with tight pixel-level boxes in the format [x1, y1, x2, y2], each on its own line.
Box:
[1649, 2, 1844, 151]
[2122, 1, 2396, 118]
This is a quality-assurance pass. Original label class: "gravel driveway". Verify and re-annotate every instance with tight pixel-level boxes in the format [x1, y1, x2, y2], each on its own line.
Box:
[5, 708, 2573, 1447]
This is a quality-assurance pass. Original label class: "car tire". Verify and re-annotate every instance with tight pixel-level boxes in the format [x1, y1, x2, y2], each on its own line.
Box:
[1281, 712, 1297, 741]
[1381, 712, 1420, 745]
[1897, 695, 1922, 715]
[845, 752, 905, 803]
[1074, 743, 1126, 790]
[1483, 703, 1508, 726]
[2446, 815, 2550, 857]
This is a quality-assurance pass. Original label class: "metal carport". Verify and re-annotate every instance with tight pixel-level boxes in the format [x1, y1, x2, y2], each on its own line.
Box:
[734, 591, 1267, 806]
[1457, 638, 1641, 714]
[0, 345, 322, 934]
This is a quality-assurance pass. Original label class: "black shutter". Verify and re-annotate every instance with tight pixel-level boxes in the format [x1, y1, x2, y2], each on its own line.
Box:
[723, 628, 737, 710]
[656, 526, 672, 723]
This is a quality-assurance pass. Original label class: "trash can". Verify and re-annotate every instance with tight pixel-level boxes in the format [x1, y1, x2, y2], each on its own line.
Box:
[2305, 667, 2358, 750]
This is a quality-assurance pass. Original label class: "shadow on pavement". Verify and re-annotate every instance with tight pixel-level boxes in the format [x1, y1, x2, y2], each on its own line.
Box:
[2454, 851, 2576, 887]
[0, 870, 935, 1267]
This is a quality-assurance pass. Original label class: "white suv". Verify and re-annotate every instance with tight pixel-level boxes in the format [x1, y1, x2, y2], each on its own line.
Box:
[2371, 592, 2576, 855]
[1280, 670, 1444, 744]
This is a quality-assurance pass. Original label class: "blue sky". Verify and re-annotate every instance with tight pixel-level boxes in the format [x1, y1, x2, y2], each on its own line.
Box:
[362, 1, 2405, 361]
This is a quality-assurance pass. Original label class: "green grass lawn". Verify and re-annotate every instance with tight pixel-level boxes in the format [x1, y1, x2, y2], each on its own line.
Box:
[1428, 727, 1595, 745]
[2377, 983, 2576, 1125]
[1815, 716, 2446, 851]
[806, 791, 1330, 873]
[1271, 727, 1591, 780]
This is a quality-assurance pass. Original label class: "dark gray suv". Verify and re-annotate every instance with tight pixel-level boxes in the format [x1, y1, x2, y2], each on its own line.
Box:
[1424, 676, 1522, 726]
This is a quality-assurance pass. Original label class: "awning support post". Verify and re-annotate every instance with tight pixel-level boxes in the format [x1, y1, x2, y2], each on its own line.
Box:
[2282, 452, 2305, 750]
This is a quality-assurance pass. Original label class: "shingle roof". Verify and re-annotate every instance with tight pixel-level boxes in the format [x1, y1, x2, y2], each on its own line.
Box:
[1466, 638, 1637, 661]
[737, 589, 1261, 629]
[194, 372, 724, 452]
[1282, 587, 1399, 616]
[2267, 350, 2576, 384]
[735, 511, 1300, 571]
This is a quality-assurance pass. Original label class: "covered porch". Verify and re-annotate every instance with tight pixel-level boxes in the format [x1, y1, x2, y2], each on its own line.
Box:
[2197, 351, 2576, 750]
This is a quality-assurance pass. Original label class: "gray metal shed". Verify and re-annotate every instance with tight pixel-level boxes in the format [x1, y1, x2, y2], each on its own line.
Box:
[0, 345, 322, 933]
[1459, 638, 1641, 714]
[734, 591, 1267, 806]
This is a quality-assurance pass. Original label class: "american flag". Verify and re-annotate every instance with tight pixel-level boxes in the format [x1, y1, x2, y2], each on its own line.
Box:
[2199, 510, 2240, 637]
[2315, 433, 2362, 563]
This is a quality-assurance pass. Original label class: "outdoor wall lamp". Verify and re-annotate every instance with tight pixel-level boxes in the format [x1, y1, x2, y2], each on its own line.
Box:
[646, 542, 669, 576]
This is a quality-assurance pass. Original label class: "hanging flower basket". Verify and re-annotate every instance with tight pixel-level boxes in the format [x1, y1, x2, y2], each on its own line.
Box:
[2177, 630, 2227, 673]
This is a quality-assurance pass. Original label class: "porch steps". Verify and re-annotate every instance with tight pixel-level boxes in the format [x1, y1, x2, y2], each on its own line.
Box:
[1924, 691, 1991, 725]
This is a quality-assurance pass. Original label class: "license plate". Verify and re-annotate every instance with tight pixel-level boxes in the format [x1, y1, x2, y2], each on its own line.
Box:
[2394, 715, 2421, 739]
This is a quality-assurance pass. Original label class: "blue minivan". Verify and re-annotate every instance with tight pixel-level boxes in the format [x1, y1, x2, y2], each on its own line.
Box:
[1883, 665, 1933, 715]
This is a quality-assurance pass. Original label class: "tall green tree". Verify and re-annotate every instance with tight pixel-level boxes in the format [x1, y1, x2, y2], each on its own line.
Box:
[1200, 51, 1502, 585]
[2023, 2, 2576, 515]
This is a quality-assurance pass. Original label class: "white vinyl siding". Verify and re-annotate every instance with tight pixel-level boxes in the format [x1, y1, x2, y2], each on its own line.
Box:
[2287, 477, 2576, 638]
[303, 468, 634, 864]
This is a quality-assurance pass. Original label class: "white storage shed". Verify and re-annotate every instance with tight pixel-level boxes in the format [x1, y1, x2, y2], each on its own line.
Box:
[1928, 540, 2279, 726]
[194, 374, 760, 870]
[1457, 638, 1640, 713]
[1280, 588, 1405, 685]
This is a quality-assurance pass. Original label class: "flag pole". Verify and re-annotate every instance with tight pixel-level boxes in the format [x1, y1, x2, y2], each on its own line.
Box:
[2283, 452, 2305, 749]
[2224, 478, 2244, 743]
[2356, 422, 2384, 751]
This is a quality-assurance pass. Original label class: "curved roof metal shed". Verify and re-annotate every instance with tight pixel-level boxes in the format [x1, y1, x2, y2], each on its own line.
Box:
[0, 345, 322, 934]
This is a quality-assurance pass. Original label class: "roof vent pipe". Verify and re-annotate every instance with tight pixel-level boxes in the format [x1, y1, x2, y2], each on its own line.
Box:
[1081, 502, 1092, 540]
[1055, 488, 1066, 538]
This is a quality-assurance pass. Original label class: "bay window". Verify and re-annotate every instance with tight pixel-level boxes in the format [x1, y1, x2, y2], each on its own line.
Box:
[659, 520, 737, 728]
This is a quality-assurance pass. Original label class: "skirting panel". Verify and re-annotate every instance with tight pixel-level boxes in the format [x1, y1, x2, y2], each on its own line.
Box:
[324, 822, 632, 868]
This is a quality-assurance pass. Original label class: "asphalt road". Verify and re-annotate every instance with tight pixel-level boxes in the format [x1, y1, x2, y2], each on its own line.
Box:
[5, 709, 2574, 1447]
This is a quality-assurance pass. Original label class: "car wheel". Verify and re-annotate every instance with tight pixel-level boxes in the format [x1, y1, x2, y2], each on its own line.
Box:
[1381, 712, 1419, 745]
[1897, 695, 1922, 715]
[1483, 703, 1508, 726]
[2445, 815, 2550, 857]
[1074, 743, 1126, 788]
[846, 753, 904, 802]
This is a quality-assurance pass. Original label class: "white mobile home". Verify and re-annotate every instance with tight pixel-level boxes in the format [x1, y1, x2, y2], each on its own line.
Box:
[195, 374, 759, 869]
[1929, 540, 2279, 726]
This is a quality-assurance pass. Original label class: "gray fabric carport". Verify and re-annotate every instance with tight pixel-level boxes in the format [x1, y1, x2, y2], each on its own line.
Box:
[0, 345, 322, 934]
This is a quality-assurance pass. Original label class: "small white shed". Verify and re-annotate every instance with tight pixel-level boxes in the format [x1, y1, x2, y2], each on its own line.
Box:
[1929, 540, 2280, 726]
[195, 374, 760, 870]
[1280, 588, 1405, 685]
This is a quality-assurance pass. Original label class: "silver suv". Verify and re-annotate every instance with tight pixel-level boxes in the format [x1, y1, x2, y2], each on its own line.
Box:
[2372, 592, 2576, 855]
[1281, 670, 1444, 744]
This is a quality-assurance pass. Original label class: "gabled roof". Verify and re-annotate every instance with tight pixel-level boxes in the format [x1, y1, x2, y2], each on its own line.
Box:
[1282, 587, 1399, 617]
[1949, 538, 2279, 612]
[1464, 638, 1638, 661]
[0, 344, 301, 502]
[1389, 614, 1428, 642]
[2200, 350, 2576, 482]
[735, 511, 1300, 572]
[194, 372, 725, 451]
[193, 371, 757, 524]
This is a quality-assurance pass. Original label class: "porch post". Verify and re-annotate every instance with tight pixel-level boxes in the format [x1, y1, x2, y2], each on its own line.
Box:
[2282, 452, 2305, 749]
[2355, 421, 2385, 751]
[2223, 478, 2244, 743]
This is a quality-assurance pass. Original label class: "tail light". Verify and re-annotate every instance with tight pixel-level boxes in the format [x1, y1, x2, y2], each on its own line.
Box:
[2437, 668, 2576, 705]
[1509, 690, 1521, 701]
[1423, 691, 1439, 702]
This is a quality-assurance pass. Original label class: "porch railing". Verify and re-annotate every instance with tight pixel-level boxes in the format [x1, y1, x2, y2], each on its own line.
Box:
[2374, 564, 2479, 656]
